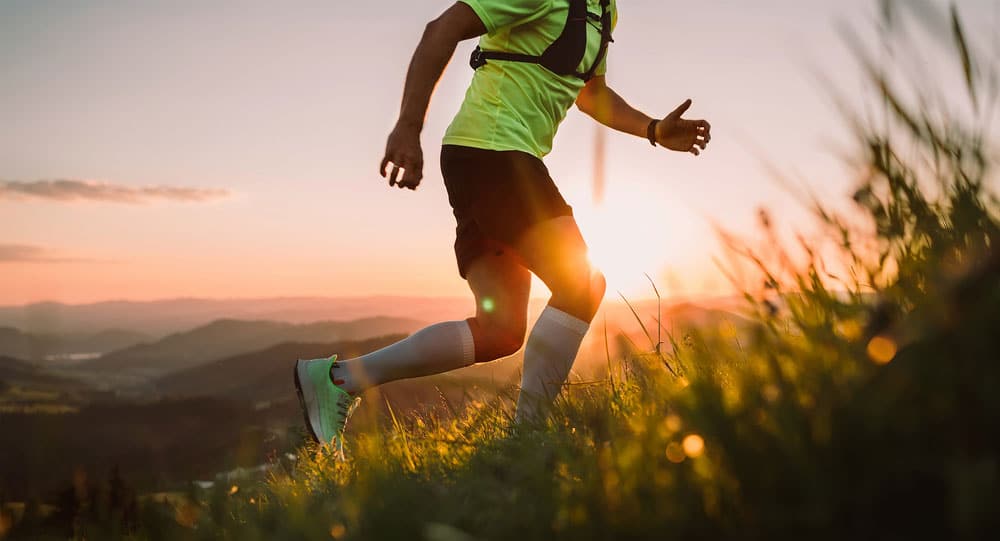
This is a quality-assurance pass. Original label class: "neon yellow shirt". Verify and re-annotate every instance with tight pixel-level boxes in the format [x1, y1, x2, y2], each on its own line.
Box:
[443, 0, 618, 158]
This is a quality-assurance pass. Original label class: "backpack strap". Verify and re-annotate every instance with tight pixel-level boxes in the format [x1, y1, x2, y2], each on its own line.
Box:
[469, 0, 613, 81]
[578, 0, 613, 81]
[470, 46, 537, 70]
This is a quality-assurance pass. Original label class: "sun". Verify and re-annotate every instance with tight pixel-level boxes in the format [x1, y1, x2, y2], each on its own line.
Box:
[573, 192, 687, 298]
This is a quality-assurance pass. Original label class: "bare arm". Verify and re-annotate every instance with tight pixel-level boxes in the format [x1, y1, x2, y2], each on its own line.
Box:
[379, 3, 486, 190]
[576, 76, 712, 156]
[575, 76, 654, 137]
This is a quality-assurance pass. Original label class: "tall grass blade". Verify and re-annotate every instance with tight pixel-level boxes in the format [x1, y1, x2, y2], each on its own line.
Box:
[950, 4, 978, 111]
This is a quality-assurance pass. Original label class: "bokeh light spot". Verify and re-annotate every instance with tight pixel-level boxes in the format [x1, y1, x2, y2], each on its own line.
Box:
[481, 297, 496, 313]
[666, 442, 686, 463]
[683, 434, 705, 458]
[867, 336, 897, 365]
[330, 523, 346, 539]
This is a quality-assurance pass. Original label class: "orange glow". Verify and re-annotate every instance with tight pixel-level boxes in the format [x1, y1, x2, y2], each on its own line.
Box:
[666, 442, 686, 463]
[578, 204, 674, 296]
[867, 336, 897, 365]
[683, 434, 705, 458]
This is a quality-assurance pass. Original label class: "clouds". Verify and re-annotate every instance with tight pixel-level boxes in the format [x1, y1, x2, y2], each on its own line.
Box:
[0, 179, 230, 204]
[0, 244, 97, 264]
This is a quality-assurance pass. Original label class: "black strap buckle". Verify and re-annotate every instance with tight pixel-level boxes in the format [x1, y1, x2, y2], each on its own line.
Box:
[469, 46, 487, 69]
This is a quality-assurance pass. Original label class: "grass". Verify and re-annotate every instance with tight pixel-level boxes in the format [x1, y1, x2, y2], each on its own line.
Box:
[4, 2, 999, 539]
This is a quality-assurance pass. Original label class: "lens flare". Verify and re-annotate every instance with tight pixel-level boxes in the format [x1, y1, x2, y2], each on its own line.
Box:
[682, 434, 705, 458]
[666, 442, 686, 463]
[867, 336, 897, 365]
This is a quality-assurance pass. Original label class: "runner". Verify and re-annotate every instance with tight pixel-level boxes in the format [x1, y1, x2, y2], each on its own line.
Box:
[295, 0, 711, 450]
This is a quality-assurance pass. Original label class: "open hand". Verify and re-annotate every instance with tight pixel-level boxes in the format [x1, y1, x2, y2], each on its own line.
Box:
[655, 99, 711, 156]
[379, 124, 424, 190]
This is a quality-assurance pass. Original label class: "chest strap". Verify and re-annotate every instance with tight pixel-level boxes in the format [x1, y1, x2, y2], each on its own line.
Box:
[469, 0, 613, 82]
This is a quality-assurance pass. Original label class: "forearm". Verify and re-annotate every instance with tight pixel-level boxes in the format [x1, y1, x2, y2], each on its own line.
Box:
[576, 83, 654, 138]
[397, 21, 461, 131]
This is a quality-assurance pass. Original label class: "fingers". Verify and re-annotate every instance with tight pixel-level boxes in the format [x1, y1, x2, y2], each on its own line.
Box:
[667, 98, 693, 120]
[397, 166, 423, 190]
[380, 158, 423, 189]
[380, 141, 423, 189]
[689, 146, 701, 156]
[694, 119, 712, 150]
[696, 120, 712, 143]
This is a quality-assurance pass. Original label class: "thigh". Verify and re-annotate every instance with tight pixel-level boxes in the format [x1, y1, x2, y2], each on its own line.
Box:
[465, 250, 532, 333]
[513, 215, 591, 290]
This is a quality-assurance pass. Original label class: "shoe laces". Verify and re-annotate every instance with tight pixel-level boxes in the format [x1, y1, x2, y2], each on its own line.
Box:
[331, 393, 361, 461]
[335, 393, 362, 426]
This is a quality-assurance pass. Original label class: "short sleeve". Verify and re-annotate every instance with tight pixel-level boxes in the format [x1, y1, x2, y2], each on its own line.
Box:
[459, 0, 552, 36]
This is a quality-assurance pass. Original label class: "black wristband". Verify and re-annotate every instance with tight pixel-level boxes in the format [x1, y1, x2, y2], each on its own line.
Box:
[647, 119, 658, 146]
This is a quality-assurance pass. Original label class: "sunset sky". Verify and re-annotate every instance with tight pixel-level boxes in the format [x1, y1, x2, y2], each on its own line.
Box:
[2, 0, 996, 306]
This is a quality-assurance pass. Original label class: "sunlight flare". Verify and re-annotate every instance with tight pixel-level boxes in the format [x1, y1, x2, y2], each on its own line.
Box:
[682, 435, 705, 458]
[867, 336, 897, 365]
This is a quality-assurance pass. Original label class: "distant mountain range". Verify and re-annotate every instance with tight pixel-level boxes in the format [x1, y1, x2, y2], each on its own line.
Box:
[0, 295, 749, 376]
[155, 335, 406, 404]
[0, 355, 91, 393]
[0, 327, 151, 363]
[0, 297, 474, 337]
[81, 317, 425, 379]
[0, 295, 745, 336]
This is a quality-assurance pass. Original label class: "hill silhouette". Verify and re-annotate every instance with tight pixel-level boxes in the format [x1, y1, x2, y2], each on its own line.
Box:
[0, 297, 471, 336]
[82, 317, 424, 379]
[155, 335, 406, 404]
[0, 327, 149, 363]
[0, 355, 90, 392]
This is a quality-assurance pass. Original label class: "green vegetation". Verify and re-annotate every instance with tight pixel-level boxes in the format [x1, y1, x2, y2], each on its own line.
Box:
[4, 3, 998, 540]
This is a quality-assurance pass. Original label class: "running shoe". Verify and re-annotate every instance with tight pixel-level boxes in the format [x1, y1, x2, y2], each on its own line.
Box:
[293, 355, 359, 455]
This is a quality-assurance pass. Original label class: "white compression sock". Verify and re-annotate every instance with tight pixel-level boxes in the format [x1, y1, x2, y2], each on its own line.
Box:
[330, 320, 476, 395]
[515, 306, 591, 424]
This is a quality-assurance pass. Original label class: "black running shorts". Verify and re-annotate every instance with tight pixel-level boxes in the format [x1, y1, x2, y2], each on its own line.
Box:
[440, 144, 574, 279]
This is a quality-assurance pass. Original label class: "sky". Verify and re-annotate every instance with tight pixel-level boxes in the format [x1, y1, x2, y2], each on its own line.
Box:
[1, 0, 996, 306]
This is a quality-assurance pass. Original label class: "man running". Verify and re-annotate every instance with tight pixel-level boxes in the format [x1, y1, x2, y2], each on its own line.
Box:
[295, 0, 711, 449]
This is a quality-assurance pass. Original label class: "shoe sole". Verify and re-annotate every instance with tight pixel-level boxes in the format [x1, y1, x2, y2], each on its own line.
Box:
[293, 360, 321, 444]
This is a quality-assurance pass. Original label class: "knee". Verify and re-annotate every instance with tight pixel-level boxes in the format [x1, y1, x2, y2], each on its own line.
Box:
[590, 269, 607, 309]
[581, 269, 607, 319]
[550, 267, 606, 323]
[469, 318, 526, 362]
